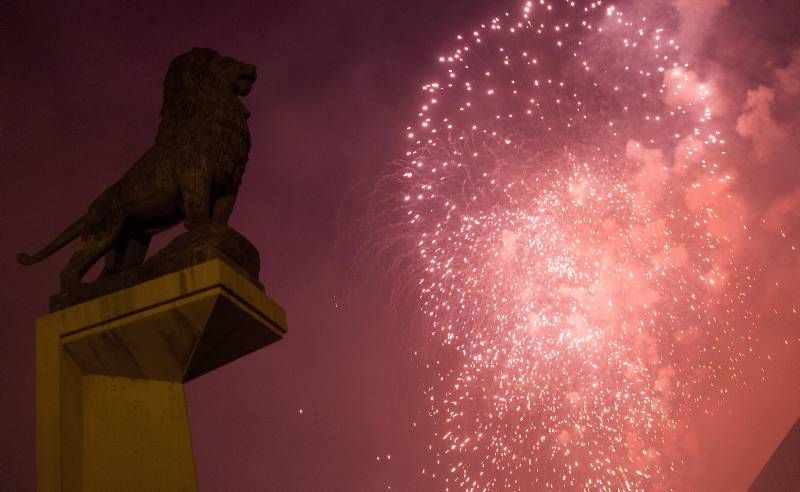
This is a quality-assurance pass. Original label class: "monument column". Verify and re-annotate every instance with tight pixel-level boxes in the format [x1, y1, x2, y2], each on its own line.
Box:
[15, 47, 283, 491]
[36, 251, 286, 491]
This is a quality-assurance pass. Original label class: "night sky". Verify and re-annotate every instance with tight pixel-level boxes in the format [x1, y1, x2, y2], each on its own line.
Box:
[1, 1, 799, 490]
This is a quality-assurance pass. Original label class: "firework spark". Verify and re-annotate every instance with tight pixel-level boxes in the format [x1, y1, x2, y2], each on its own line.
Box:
[399, 1, 757, 489]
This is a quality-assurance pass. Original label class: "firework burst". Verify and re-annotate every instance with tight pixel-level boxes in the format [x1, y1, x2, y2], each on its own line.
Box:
[398, 1, 757, 490]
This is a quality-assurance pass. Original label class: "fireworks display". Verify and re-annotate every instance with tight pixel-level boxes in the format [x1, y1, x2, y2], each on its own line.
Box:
[398, 1, 762, 489]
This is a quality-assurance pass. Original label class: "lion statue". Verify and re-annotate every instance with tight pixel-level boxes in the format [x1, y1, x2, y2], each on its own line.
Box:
[17, 47, 257, 291]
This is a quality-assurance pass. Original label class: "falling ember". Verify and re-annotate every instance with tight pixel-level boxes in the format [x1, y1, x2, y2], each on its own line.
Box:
[397, 1, 757, 490]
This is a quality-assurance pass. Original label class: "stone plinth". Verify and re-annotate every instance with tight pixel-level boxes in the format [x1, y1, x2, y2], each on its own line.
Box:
[49, 223, 262, 312]
[36, 258, 287, 491]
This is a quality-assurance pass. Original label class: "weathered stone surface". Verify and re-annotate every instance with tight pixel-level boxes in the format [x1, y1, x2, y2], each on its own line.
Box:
[37, 258, 287, 491]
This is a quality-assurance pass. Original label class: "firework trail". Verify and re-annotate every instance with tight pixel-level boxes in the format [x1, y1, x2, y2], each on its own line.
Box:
[398, 1, 759, 490]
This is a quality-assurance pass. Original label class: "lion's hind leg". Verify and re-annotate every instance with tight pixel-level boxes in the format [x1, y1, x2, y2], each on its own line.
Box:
[59, 222, 123, 291]
[99, 232, 151, 278]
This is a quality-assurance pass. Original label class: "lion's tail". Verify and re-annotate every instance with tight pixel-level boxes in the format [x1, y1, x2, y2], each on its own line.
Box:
[17, 216, 86, 266]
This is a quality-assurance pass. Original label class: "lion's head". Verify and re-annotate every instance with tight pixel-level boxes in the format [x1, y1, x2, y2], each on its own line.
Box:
[161, 47, 257, 117]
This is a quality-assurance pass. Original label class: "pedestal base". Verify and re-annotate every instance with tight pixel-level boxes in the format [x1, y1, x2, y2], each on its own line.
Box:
[78, 376, 196, 491]
[36, 259, 287, 491]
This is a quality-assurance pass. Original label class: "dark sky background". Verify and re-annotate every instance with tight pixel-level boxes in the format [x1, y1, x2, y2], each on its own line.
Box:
[1, 1, 798, 490]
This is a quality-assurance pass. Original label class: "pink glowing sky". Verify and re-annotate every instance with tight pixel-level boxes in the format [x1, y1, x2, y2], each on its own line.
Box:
[0, 1, 798, 490]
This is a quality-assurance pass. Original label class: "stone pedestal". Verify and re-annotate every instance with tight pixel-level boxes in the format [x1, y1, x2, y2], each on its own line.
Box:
[36, 258, 287, 491]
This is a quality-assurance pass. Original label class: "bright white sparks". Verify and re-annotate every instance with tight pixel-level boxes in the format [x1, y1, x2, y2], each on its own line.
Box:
[398, 1, 758, 490]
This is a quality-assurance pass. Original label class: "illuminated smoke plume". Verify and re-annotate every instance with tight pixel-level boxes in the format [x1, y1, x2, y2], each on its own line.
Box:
[392, 1, 783, 489]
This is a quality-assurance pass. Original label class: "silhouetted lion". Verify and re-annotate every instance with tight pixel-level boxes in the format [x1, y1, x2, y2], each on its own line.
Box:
[18, 47, 257, 291]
